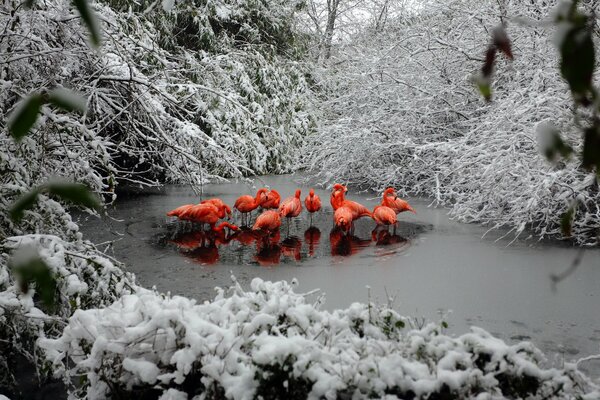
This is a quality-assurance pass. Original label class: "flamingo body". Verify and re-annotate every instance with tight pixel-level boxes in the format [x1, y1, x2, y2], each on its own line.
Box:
[332, 190, 372, 220]
[304, 189, 322, 213]
[334, 206, 353, 233]
[260, 189, 281, 209]
[279, 189, 302, 218]
[330, 183, 347, 210]
[253, 210, 282, 232]
[166, 204, 195, 219]
[202, 198, 232, 218]
[382, 188, 416, 214]
[372, 205, 397, 226]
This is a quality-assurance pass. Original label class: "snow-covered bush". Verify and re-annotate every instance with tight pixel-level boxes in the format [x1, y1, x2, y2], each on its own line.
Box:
[0, 234, 137, 396]
[304, 0, 600, 244]
[41, 277, 598, 399]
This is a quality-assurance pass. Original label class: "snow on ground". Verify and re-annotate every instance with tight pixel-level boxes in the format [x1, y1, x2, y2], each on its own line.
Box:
[40, 277, 599, 399]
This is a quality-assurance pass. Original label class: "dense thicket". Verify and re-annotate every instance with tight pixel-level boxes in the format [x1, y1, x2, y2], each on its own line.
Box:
[0, 0, 314, 394]
[304, 0, 600, 244]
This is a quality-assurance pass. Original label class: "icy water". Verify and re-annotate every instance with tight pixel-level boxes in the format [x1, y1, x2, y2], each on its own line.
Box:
[80, 175, 600, 376]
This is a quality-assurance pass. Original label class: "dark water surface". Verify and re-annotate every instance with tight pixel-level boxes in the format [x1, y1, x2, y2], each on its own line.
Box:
[79, 175, 600, 376]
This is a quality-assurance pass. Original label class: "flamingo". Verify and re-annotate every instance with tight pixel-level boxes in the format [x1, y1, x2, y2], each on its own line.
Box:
[372, 205, 398, 232]
[304, 189, 321, 224]
[166, 204, 195, 220]
[178, 203, 226, 231]
[334, 206, 353, 234]
[235, 188, 268, 226]
[381, 188, 416, 214]
[332, 189, 372, 221]
[253, 210, 282, 232]
[279, 189, 302, 232]
[201, 198, 232, 219]
[330, 184, 347, 210]
[260, 189, 281, 209]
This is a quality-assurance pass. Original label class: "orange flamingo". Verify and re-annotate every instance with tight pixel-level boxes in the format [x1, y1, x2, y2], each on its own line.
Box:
[235, 188, 268, 226]
[381, 188, 416, 214]
[304, 189, 321, 224]
[166, 204, 195, 220]
[372, 205, 398, 231]
[332, 190, 372, 221]
[253, 210, 282, 232]
[178, 203, 225, 231]
[334, 206, 353, 234]
[201, 198, 232, 219]
[279, 189, 302, 232]
[260, 189, 281, 209]
[330, 184, 347, 210]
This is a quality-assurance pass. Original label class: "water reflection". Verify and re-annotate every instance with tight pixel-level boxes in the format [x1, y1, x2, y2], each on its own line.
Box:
[165, 222, 411, 266]
[329, 227, 372, 257]
[304, 226, 321, 257]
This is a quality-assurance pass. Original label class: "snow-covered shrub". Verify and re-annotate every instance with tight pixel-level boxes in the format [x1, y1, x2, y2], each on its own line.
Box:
[0, 234, 137, 397]
[304, 0, 600, 244]
[0, 0, 315, 393]
[41, 277, 598, 399]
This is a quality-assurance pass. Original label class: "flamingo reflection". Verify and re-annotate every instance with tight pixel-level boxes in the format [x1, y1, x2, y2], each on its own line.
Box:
[254, 230, 282, 266]
[372, 229, 410, 250]
[170, 226, 237, 265]
[304, 226, 321, 257]
[281, 236, 302, 261]
[329, 227, 372, 257]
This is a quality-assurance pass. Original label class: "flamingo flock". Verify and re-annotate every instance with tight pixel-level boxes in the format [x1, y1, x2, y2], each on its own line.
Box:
[167, 185, 415, 235]
[165, 185, 416, 264]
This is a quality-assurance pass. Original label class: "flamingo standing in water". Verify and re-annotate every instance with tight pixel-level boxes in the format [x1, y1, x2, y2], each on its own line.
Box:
[235, 188, 268, 226]
[260, 189, 281, 209]
[166, 204, 195, 220]
[330, 184, 347, 210]
[334, 206, 353, 234]
[176, 203, 229, 231]
[279, 189, 302, 233]
[253, 210, 282, 232]
[381, 188, 416, 215]
[372, 205, 398, 234]
[332, 189, 372, 221]
[304, 189, 321, 224]
[201, 198, 232, 219]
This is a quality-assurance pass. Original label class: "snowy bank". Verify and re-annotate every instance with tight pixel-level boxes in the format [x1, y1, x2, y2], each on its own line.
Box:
[40, 278, 599, 399]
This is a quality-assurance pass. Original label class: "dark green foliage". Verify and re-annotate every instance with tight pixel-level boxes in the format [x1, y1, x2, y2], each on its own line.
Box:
[11, 257, 58, 311]
[254, 356, 312, 400]
[10, 182, 101, 223]
[72, 0, 101, 46]
[8, 94, 43, 141]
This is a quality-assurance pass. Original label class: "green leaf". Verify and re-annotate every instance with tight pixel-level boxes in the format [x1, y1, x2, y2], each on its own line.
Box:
[560, 24, 595, 100]
[582, 125, 600, 171]
[8, 94, 44, 141]
[395, 320, 405, 329]
[477, 82, 492, 102]
[47, 88, 87, 113]
[46, 182, 101, 210]
[12, 257, 57, 311]
[441, 321, 449, 329]
[9, 188, 41, 222]
[72, 0, 102, 47]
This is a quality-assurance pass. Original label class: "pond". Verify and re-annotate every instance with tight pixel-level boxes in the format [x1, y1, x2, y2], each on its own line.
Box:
[79, 174, 600, 376]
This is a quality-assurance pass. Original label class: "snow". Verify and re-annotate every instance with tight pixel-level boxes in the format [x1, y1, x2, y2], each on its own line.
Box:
[38, 277, 598, 399]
